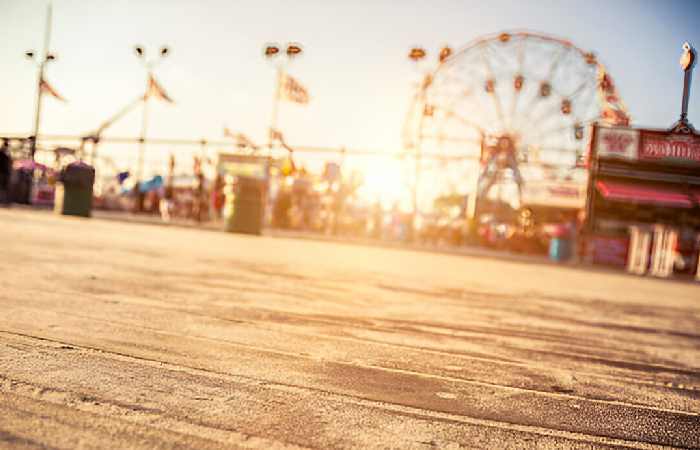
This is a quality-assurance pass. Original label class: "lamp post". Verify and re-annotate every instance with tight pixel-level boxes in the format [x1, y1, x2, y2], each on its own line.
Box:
[408, 45, 451, 240]
[672, 42, 697, 133]
[133, 44, 169, 211]
[263, 42, 303, 154]
[26, 2, 56, 161]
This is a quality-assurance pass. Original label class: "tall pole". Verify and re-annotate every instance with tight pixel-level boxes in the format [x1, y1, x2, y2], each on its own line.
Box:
[134, 79, 149, 213]
[30, 2, 53, 161]
[407, 47, 429, 241]
[269, 66, 283, 154]
[137, 76, 149, 186]
[681, 69, 692, 124]
[672, 42, 697, 133]
[413, 100, 425, 240]
[679, 42, 696, 129]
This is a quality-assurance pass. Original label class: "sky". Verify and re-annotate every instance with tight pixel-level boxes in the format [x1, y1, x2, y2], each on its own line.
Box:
[1, 0, 699, 184]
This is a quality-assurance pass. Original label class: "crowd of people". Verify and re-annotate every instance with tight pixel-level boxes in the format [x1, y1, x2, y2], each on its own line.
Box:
[0, 146, 578, 255]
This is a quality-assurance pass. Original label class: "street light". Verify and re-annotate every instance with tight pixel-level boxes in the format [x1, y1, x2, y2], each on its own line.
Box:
[133, 44, 170, 211]
[408, 45, 452, 240]
[672, 41, 697, 133]
[134, 44, 170, 70]
[264, 42, 303, 152]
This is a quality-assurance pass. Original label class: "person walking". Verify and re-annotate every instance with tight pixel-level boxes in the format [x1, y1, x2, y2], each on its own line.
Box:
[0, 146, 12, 205]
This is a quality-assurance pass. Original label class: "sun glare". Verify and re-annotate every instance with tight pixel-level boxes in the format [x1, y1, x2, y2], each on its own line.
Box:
[357, 162, 410, 208]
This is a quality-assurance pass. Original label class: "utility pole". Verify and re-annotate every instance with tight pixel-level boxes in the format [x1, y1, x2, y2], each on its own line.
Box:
[29, 2, 54, 161]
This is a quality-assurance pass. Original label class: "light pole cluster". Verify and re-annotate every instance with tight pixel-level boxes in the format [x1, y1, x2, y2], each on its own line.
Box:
[263, 42, 303, 152]
[133, 44, 170, 190]
[407, 45, 452, 239]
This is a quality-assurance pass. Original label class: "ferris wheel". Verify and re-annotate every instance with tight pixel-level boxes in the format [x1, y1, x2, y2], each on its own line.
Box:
[403, 31, 630, 211]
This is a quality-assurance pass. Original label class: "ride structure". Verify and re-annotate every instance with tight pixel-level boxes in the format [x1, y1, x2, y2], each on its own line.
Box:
[403, 31, 630, 228]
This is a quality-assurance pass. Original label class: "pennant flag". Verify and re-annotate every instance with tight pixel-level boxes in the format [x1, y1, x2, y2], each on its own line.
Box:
[235, 133, 258, 150]
[280, 73, 309, 104]
[144, 74, 173, 103]
[280, 154, 296, 176]
[224, 127, 259, 151]
[117, 171, 130, 184]
[40, 77, 66, 102]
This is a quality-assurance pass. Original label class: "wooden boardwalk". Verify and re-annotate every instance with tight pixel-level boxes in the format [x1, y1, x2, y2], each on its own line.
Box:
[1, 208, 698, 449]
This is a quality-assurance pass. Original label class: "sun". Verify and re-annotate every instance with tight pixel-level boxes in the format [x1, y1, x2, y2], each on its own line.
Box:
[357, 161, 411, 209]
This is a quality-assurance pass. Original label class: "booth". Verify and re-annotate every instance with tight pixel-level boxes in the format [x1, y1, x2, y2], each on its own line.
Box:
[583, 124, 700, 278]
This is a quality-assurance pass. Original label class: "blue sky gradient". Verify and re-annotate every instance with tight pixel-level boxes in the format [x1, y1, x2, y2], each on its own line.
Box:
[1, 0, 699, 172]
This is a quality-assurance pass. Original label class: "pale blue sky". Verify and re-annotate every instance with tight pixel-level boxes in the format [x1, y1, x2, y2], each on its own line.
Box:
[1, 0, 699, 174]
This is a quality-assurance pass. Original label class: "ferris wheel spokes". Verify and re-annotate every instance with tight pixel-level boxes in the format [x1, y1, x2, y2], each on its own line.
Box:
[426, 84, 496, 139]
[421, 134, 483, 146]
[519, 82, 592, 140]
[479, 44, 508, 133]
[528, 116, 598, 146]
[440, 107, 487, 134]
[512, 45, 569, 126]
[524, 81, 598, 144]
[508, 74, 527, 132]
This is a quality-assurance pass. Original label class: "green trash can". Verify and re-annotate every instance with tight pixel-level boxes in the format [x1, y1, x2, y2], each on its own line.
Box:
[223, 176, 266, 235]
[54, 162, 95, 217]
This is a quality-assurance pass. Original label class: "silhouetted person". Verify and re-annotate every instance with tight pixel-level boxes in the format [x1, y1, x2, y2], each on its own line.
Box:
[273, 185, 292, 228]
[133, 185, 145, 213]
[0, 148, 11, 205]
[292, 168, 311, 229]
[371, 202, 383, 239]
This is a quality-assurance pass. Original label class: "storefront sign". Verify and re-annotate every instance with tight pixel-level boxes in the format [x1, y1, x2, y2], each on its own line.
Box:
[594, 126, 639, 161]
[639, 131, 700, 166]
[594, 125, 700, 167]
[217, 153, 269, 179]
[522, 181, 586, 209]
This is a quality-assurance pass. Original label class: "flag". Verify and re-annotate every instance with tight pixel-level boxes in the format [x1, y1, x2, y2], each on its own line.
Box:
[40, 77, 66, 102]
[144, 74, 173, 103]
[117, 171, 130, 184]
[280, 73, 309, 104]
[280, 155, 296, 176]
[224, 127, 259, 151]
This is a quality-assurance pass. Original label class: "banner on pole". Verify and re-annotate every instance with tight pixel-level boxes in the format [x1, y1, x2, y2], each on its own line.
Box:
[280, 73, 309, 104]
[144, 74, 173, 103]
[40, 77, 66, 102]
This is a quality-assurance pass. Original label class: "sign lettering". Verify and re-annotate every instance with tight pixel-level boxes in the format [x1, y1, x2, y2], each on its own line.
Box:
[595, 127, 639, 161]
[640, 132, 700, 165]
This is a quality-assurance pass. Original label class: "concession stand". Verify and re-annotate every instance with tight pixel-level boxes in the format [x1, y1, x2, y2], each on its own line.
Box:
[583, 124, 700, 278]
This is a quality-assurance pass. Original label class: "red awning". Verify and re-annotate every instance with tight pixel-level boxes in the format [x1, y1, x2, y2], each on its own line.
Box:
[596, 180, 695, 208]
